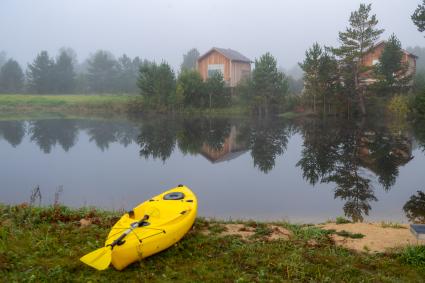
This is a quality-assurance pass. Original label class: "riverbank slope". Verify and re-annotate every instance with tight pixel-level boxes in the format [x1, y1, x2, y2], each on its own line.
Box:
[0, 94, 248, 118]
[1, 204, 424, 282]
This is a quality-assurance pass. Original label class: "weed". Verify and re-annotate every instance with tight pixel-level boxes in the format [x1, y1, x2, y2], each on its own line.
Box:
[252, 223, 273, 238]
[380, 222, 406, 229]
[208, 224, 227, 234]
[399, 245, 425, 267]
[334, 230, 365, 239]
[336, 216, 351, 224]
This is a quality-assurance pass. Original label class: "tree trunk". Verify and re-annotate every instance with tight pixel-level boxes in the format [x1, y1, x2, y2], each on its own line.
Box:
[358, 90, 367, 116]
[355, 61, 367, 116]
[323, 95, 326, 116]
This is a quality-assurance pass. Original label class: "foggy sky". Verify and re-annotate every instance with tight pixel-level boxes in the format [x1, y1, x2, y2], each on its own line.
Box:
[1, 0, 423, 71]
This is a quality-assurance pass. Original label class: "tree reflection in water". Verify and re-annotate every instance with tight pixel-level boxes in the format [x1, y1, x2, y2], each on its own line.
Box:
[0, 116, 418, 222]
[0, 121, 26, 147]
[28, 120, 78, 153]
[403, 190, 425, 224]
[137, 117, 179, 162]
[297, 118, 413, 222]
[238, 118, 293, 173]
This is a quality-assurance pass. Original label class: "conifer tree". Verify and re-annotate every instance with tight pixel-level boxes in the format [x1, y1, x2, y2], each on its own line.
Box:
[0, 59, 24, 93]
[332, 3, 384, 115]
[412, 0, 425, 34]
[180, 48, 200, 71]
[374, 34, 411, 94]
[54, 50, 76, 93]
[251, 52, 288, 117]
[300, 43, 339, 114]
[27, 51, 55, 93]
[86, 50, 118, 93]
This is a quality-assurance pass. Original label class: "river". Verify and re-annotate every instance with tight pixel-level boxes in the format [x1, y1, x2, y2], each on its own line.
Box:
[1, 115, 424, 223]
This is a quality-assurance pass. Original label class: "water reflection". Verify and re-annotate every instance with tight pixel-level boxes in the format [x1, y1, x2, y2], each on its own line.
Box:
[238, 119, 293, 173]
[0, 116, 421, 222]
[0, 121, 26, 147]
[29, 120, 78, 153]
[296, 118, 413, 222]
[413, 118, 425, 153]
[403, 190, 425, 224]
[137, 117, 178, 161]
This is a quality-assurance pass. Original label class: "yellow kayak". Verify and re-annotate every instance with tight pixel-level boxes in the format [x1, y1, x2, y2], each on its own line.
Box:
[80, 185, 197, 271]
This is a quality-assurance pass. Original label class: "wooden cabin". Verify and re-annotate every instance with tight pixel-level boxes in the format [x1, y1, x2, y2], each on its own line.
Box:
[361, 41, 417, 85]
[197, 47, 251, 87]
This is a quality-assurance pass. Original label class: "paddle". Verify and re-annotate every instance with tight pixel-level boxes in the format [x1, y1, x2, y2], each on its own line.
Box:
[80, 215, 149, 270]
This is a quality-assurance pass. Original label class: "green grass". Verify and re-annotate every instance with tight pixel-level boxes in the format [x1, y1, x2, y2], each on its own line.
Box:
[0, 94, 249, 118]
[326, 229, 365, 239]
[1, 204, 425, 282]
[0, 94, 135, 115]
[335, 216, 351, 224]
[381, 221, 406, 229]
[399, 245, 425, 267]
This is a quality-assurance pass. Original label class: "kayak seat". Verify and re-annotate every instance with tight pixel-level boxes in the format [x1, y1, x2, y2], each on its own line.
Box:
[163, 192, 185, 200]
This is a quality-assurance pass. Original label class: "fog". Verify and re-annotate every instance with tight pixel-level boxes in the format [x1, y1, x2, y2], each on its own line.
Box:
[1, 0, 423, 71]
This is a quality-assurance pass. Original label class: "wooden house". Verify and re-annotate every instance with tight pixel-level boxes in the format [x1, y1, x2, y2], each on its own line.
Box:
[360, 41, 418, 85]
[197, 47, 251, 87]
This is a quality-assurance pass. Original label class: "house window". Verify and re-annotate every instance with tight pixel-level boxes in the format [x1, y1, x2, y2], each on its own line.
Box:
[372, 59, 379, 65]
[207, 64, 224, 77]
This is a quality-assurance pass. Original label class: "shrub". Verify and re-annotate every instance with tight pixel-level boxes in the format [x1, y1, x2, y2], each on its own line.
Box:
[414, 91, 425, 117]
[387, 95, 409, 118]
[399, 245, 425, 267]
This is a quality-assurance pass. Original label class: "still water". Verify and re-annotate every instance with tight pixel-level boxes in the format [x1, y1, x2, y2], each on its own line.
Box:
[1, 116, 425, 223]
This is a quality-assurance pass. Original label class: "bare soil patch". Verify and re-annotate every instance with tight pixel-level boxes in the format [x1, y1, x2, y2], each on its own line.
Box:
[202, 223, 292, 241]
[319, 222, 425, 253]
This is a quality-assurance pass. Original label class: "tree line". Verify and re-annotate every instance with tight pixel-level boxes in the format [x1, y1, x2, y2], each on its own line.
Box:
[0, 49, 143, 94]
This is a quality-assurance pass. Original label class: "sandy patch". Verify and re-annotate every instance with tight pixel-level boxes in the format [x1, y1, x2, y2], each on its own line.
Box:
[267, 225, 292, 240]
[220, 224, 255, 239]
[202, 224, 292, 241]
[79, 218, 92, 227]
[319, 223, 425, 253]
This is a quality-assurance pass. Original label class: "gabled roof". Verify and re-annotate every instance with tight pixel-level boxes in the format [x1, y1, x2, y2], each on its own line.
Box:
[198, 47, 251, 63]
[370, 41, 418, 58]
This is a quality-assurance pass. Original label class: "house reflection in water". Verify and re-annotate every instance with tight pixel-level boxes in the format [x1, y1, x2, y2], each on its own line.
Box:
[357, 129, 413, 190]
[200, 125, 248, 163]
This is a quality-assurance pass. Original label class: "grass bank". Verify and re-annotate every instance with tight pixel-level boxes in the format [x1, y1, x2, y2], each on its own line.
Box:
[0, 94, 248, 118]
[1, 204, 424, 282]
[0, 94, 134, 116]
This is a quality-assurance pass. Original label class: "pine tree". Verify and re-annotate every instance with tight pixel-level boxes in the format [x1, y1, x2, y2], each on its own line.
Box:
[180, 48, 200, 71]
[332, 4, 384, 115]
[374, 34, 411, 94]
[412, 0, 425, 34]
[0, 51, 6, 68]
[252, 52, 288, 117]
[300, 44, 339, 115]
[116, 54, 141, 93]
[299, 43, 322, 113]
[27, 51, 55, 93]
[54, 50, 76, 93]
[0, 59, 24, 93]
[86, 50, 118, 93]
[137, 61, 176, 108]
